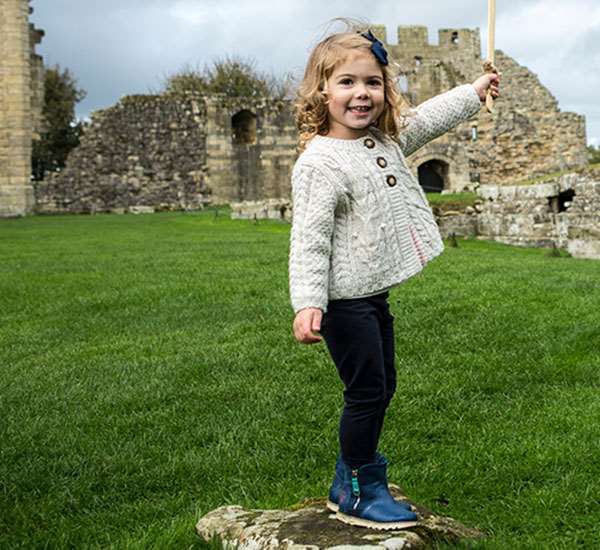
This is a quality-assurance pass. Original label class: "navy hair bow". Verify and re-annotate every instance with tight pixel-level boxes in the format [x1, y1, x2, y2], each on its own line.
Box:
[360, 29, 389, 66]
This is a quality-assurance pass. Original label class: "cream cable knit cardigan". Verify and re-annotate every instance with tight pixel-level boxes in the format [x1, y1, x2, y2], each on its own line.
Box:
[289, 84, 482, 314]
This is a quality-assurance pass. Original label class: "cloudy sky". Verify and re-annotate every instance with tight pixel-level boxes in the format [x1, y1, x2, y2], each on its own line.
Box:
[30, 0, 600, 146]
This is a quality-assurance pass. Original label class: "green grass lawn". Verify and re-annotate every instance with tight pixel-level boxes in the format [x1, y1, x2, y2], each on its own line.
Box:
[1, 208, 599, 549]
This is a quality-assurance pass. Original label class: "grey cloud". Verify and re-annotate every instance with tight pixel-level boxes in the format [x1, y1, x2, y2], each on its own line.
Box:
[30, 0, 597, 144]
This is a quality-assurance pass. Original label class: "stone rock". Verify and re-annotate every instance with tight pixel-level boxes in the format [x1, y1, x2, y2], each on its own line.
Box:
[567, 239, 600, 259]
[231, 199, 292, 222]
[129, 205, 155, 214]
[196, 485, 485, 549]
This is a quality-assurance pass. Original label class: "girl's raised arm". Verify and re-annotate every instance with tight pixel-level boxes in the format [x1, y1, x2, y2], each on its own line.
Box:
[397, 84, 482, 157]
[288, 164, 340, 314]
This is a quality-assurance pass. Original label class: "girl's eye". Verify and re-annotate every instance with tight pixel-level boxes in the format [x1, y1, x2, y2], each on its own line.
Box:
[338, 78, 382, 86]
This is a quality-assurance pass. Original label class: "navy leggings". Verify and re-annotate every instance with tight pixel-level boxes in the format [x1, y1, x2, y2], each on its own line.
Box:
[320, 291, 397, 469]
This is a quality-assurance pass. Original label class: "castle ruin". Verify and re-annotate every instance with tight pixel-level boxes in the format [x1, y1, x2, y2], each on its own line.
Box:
[372, 25, 587, 192]
[33, 93, 297, 214]
[30, 23, 588, 216]
[1, 8, 595, 261]
[0, 0, 44, 217]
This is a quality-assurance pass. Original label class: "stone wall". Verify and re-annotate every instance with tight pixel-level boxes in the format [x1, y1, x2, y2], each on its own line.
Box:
[230, 198, 292, 222]
[36, 93, 298, 213]
[477, 167, 600, 259]
[204, 96, 297, 204]
[34, 93, 211, 213]
[0, 0, 44, 217]
[234, 168, 600, 260]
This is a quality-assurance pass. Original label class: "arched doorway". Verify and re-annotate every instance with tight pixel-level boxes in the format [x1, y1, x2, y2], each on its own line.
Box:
[417, 159, 449, 193]
[231, 110, 259, 200]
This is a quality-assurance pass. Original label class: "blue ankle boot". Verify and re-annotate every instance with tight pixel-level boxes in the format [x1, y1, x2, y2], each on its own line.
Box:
[335, 460, 418, 530]
[326, 453, 412, 513]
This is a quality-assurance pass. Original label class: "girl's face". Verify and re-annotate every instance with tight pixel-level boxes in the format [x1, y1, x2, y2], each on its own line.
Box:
[324, 50, 385, 140]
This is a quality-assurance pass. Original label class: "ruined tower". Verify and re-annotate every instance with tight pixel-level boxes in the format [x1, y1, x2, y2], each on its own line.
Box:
[0, 0, 44, 217]
[369, 25, 587, 193]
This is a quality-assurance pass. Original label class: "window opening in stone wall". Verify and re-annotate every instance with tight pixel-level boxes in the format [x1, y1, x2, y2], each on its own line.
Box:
[451, 32, 459, 44]
[414, 56, 422, 68]
[417, 159, 449, 193]
[232, 110, 257, 145]
[397, 74, 409, 93]
[471, 125, 478, 141]
[549, 189, 576, 213]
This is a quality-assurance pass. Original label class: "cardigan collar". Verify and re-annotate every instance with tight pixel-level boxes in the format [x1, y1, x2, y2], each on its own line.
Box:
[309, 127, 386, 152]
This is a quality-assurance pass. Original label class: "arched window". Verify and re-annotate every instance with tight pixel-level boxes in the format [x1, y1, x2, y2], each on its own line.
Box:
[451, 31, 459, 44]
[232, 110, 257, 145]
[417, 159, 449, 193]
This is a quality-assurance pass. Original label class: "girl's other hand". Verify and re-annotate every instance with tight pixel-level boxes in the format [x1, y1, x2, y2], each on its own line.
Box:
[293, 307, 324, 344]
[472, 72, 502, 103]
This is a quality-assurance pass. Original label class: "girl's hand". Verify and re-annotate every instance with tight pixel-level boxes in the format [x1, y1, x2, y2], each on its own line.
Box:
[293, 307, 323, 344]
[472, 72, 502, 103]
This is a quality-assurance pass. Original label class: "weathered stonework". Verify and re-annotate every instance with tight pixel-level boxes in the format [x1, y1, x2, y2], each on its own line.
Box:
[34, 93, 211, 213]
[436, 210, 479, 239]
[196, 484, 485, 549]
[205, 96, 297, 204]
[477, 167, 600, 259]
[35, 93, 297, 213]
[230, 198, 292, 222]
[0, 0, 44, 217]
[370, 26, 587, 193]
[235, 167, 600, 260]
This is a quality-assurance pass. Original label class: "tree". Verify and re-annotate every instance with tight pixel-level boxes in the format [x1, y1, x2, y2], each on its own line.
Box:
[587, 144, 600, 165]
[32, 64, 87, 180]
[162, 55, 293, 99]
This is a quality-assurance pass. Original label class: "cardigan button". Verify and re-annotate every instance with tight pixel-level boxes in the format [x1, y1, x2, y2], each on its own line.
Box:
[364, 138, 375, 149]
[386, 175, 397, 187]
[376, 157, 388, 168]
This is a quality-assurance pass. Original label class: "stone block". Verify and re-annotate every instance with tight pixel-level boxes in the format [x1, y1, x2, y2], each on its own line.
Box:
[477, 185, 499, 200]
[196, 485, 484, 550]
[129, 205, 155, 214]
[567, 239, 600, 260]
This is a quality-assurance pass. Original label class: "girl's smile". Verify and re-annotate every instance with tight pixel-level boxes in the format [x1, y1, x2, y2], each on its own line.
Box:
[324, 50, 385, 140]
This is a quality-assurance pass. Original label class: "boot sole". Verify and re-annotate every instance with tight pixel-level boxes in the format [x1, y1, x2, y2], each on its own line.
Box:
[334, 511, 418, 531]
[327, 500, 413, 514]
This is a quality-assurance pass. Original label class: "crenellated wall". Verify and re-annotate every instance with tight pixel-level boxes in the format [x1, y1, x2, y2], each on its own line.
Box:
[368, 25, 588, 193]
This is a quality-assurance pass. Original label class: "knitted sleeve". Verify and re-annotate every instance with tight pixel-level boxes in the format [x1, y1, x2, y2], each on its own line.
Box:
[288, 163, 339, 314]
[397, 84, 482, 157]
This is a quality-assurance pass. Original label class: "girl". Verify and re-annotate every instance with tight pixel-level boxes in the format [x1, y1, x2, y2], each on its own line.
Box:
[288, 25, 500, 530]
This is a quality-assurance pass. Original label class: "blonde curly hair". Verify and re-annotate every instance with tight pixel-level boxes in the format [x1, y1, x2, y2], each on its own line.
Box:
[294, 22, 413, 153]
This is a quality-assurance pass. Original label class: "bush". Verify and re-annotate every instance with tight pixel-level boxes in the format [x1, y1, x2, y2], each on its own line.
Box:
[162, 55, 294, 99]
